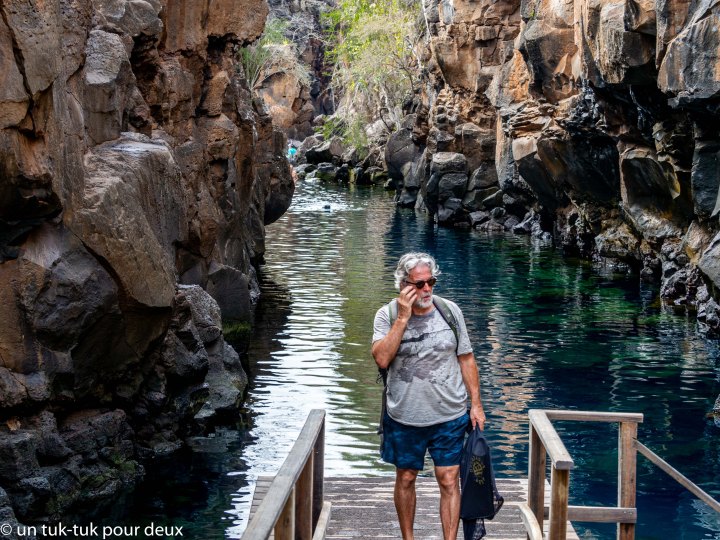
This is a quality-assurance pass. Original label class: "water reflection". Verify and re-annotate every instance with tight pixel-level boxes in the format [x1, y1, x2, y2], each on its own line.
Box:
[231, 180, 718, 538]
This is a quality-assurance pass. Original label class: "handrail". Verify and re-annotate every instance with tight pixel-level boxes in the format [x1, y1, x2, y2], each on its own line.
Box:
[528, 410, 574, 470]
[526, 409, 643, 540]
[525, 409, 720, 540]
[636, 441, 720, 514]
[242, 409, 327, 540]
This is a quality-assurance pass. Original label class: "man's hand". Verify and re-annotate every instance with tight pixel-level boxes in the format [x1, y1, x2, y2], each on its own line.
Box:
[470, 403, 486, 431]
[397, 284, 417, 321]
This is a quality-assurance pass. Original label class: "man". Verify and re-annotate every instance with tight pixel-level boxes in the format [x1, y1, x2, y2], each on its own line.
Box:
[372, 252, 486, 540]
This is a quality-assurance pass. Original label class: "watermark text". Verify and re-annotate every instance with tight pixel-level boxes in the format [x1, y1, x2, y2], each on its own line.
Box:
[0, 522, 183, 539]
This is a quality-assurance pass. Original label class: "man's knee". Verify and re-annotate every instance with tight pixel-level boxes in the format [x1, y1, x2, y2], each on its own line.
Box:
[396, 468, 419, 489]
[435, 466, 459, 493]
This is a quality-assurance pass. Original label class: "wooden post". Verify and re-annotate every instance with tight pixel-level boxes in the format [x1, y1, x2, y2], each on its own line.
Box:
[295, 455, 314, 540]
[275, 487, 296, 540]
[618, 422, 638, 540]
[528, 422, 546, 537]
[548, 466, 569, 540]
[312, 416, 325, 530]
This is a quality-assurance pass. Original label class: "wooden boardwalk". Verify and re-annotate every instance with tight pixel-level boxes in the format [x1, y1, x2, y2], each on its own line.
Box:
[250, 476, 580, 539]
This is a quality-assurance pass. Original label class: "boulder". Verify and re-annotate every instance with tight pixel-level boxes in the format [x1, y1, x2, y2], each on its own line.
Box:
[620, 146, 679, 210]
[94, 0, 163, 37]
[658, 7, 720, 104]
[469, 210, 491, 227]
[73, 134, 188, 308]
[454, 123, 495, 172]
[437, 197, 465, 225]
[0, 432, 40, 483]
[691, 140, 720, 218]
[468, 163, 499, 190]
[0, 0, 61, 97]
[430, 152, 468, 175]
[698, 231, 720, 290]
[385, 126, 420, 182]
[206, 264, 252, 323]
[315, 162, 339, 182]
[305, 137, 344, 164]
[83, 30, 137, 144]
[195, 340, 247, 421]
[482, 189, 504, 208]
[18, 225, 118, 352]
[595, 222, 640, 262]
[0, 16, 29, 129]
[438, 173, 468, 202]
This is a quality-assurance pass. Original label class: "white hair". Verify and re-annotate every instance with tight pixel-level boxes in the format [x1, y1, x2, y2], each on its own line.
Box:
[393, 252, 441, 290]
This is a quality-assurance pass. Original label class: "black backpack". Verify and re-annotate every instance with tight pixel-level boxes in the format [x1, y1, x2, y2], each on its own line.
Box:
[460, 428, 504, 540]
[376, 297, 460, 444]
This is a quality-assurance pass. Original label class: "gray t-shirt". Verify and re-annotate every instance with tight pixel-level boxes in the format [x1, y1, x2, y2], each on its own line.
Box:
[372, 295, 473, 427]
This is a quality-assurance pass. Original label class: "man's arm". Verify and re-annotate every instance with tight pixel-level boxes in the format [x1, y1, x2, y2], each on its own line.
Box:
[371, 285, 417, 369]
[458, 352, 486, 430]
[372, 317, 409, 369]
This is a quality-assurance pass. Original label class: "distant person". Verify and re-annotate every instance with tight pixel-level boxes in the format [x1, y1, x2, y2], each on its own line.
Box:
[287, 143, 297, 163]
[372, 252, 486, 540]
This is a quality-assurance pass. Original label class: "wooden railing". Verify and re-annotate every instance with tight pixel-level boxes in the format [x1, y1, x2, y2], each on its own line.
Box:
[241, 409, 331, 540]
[524, 409, 720, 540]
[527, 410, 642, 540]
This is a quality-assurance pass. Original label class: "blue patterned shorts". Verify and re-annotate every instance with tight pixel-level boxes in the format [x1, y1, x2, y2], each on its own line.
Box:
[381, 411, 470, 470]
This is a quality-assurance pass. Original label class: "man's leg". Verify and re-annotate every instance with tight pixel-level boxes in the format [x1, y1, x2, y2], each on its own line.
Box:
[395, 468, 419, 540]
[435, 465, 460, 540]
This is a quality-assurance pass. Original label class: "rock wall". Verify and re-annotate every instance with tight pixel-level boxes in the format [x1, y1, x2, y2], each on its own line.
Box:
[257, 0, 335, 141]
[389, 0, 720, 334]
[0, 0, 294, 528]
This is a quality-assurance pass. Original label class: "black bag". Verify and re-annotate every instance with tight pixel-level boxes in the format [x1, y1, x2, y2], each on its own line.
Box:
[460, 428, 504, 540]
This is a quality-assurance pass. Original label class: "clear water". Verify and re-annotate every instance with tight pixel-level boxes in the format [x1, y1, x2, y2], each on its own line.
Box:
[127, 180, 720, 539]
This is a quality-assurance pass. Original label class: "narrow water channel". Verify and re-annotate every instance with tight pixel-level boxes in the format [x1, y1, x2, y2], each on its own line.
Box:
[128, 179, 720, 539]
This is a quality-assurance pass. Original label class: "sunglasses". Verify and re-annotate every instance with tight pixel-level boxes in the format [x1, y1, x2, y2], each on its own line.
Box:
[404, 277, 437, 289]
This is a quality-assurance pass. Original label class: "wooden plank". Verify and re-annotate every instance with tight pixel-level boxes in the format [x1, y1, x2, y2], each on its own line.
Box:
[566, 505, 636, 523]
[636, 441, 720, 514]
[324, 477, 579, 539]
[311, 502, 332, 540]
[252, 477, 580, 539]
[618, 422, 638, 540]
[528, 410, 574, 470]
[243, 410, 326, 540]
[527, 423, 546, 534]
[544, 410, 643, 424]
[517, 502, 543, 540]
[548, 467, 569, 540]
[275, 488, 295, 540]
[312, 418, 325, 530]
[296, 457, 314, 540]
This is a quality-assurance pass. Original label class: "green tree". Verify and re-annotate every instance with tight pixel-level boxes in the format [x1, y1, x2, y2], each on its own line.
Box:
[323, 0, 424, 148]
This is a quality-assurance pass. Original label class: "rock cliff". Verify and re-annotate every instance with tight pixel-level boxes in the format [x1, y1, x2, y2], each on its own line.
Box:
[257, 0, 335, 141]
[0, 0, 293, 528]
[390, 0, 720, 334]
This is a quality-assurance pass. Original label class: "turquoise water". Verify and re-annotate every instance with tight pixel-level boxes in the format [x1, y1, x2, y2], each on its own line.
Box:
[127, 180, 720, 539]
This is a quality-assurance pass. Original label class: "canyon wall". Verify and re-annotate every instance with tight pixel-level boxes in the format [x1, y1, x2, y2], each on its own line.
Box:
[257, 0, 335, 141]
[391, 0, 720, 334]
[0, 0, 293, 529]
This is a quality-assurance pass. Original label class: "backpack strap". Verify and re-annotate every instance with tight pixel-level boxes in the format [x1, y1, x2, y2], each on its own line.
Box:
[379, 296, 459, 389]
[432, 296, 459, 354]
[387, 296, 457, 341]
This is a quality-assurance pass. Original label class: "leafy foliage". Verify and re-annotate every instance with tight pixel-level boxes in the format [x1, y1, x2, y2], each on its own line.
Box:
[239, 18, 312, 91]
[322, 0, 424, 145]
